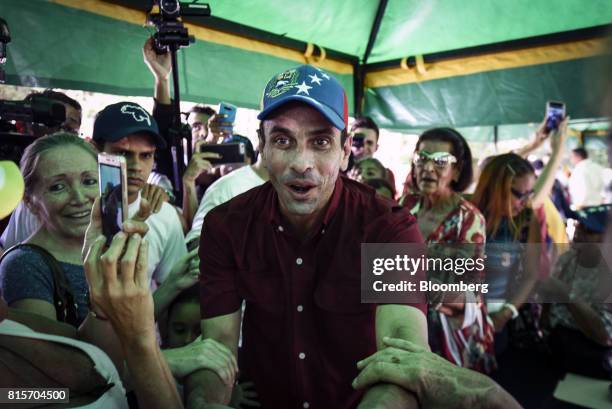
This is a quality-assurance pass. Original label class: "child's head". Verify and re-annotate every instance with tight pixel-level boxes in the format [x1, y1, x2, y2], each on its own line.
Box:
[166, 284, 201, 348]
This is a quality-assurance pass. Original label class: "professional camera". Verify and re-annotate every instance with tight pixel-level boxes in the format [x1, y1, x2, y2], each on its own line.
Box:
[0, 95, 66, 129]
[148, 0, 210, 54]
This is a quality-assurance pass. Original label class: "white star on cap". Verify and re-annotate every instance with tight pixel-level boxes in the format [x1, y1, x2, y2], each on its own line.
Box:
[321, 73, 330, 80]
[308, 73, 323, 85]
[295, 81, 313, 95]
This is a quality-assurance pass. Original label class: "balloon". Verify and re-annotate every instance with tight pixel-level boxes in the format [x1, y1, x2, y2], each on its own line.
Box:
[0, 161, 24, 219]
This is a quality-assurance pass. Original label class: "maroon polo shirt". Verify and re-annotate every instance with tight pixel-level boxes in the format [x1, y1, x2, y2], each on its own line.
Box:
[199, 176, 425, 409]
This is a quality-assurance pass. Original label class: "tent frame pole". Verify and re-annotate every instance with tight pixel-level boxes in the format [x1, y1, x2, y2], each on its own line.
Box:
[355, 0, 389, 116]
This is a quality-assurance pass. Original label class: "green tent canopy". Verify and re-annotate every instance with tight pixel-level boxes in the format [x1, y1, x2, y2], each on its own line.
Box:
[1, 0, 611, 132]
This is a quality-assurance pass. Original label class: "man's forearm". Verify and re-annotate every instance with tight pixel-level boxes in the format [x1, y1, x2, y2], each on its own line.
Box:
[567, 301, 612, 346]
[182, 181, 198, 229]
[358, 383, 419, 409]
[185, 368, 233, 409]
[0, 335, 107, 394]
[155, 77, 172, 105]
[123, 339, 183, 409]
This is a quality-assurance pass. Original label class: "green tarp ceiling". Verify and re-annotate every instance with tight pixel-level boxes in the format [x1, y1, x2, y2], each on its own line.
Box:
[1, 0, 611, 132]
[205, 0, 612, 63]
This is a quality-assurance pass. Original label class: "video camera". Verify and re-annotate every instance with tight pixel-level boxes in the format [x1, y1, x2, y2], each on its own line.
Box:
[148, 0, 210, 54]
[0, 95, 66, 129]
[146, 0, 211, 204]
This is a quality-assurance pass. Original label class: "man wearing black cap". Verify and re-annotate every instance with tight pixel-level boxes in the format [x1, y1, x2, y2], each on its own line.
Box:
[92, 102, 187, 289]
[187, 66, 427, 409]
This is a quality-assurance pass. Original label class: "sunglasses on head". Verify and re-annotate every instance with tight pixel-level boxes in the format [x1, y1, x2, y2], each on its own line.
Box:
[413, 151, 457, 169]
[511, 187, 535, 201]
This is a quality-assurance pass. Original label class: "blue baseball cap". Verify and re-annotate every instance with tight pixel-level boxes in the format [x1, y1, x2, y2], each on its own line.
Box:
[568, 205, 612, 233]
[93, 102, 166, 149]
[257, 65, 348, 131]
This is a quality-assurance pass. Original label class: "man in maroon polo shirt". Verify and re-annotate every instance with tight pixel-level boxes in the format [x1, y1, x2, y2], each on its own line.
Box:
[186, 65, 428, 409]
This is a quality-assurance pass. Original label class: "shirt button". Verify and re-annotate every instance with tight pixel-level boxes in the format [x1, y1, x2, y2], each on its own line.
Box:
[296, 257, 303, 265]
[278, 225, 284, 232]
[303, 403, 310, 409]
[297, 305, 304, 312]
[298, 352, 306, 360]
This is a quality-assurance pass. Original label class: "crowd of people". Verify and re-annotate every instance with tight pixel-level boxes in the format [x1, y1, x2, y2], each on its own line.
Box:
[0, 38, 611, 409]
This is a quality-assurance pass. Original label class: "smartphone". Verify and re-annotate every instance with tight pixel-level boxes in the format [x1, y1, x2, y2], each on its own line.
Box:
[218, 102, 237, 135]
[545, 101, 566, 133]
[200, 142, 246, 165]
[98, 153, 128, 244]
[352, 133, 366, 148]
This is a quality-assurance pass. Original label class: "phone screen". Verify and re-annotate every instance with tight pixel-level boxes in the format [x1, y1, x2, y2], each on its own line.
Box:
[99, 162, 124, 243]
[545, 102, 565, 133]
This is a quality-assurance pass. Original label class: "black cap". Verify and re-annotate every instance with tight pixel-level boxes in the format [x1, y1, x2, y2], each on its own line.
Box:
[92, 102, 166, 149]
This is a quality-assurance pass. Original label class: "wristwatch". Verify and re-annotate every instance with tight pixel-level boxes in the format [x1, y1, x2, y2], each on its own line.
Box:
[502, 302, 519, 320]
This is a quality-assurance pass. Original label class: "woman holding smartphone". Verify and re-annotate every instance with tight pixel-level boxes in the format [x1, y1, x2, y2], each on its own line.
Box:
[0, 132, 98, 326]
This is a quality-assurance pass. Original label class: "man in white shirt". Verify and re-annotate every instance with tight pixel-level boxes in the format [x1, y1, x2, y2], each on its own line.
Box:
[185, 153, 268, 246]
[1, 102, 187, 286]
[568, 147, 607, 209]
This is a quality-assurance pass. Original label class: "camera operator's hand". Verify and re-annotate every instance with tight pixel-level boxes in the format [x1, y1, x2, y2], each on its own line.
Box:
[208, 114, 234, 144]
[142, 183, 169, 214]
[143, 37, 172, 105]
[183, 152, 221, 184]
[143, 37, 171, 81]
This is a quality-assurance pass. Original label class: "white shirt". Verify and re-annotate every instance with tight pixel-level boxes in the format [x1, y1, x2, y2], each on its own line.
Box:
[568, 159, 607, 208]
[0, 319, 128, 408]
[185, 165, 266, 243]
[128, 194, 187, 285]
[0, 196, 186, 286]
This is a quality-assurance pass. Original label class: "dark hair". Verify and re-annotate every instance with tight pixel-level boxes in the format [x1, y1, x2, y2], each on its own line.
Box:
[411, 127, 473, 192]
[225, 134, 256, 163]
[25, 89, 81, 111]
[357, 157, 386, 175]
[572, 147, 588, 160]
[190, 104, 216, 117]
[20, 132, 97, 202]
[167, 284, 200, 318]
[365, 177, 396, 198]
[472, 153, 535, 237]
[350, 116, 379, 141]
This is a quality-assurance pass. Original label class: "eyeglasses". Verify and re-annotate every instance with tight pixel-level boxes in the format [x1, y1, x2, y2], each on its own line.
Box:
[511, 187, 535, 201]
[413, 151, 457, 169]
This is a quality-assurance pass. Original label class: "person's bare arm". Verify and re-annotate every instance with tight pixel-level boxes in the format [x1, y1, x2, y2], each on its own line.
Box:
[491, 214, 541, 331]
[354, 338, 522, 409]
[566, 300, 612, 346]
[357, 305, 428, 409]
[0, 335, 107, 393]
[532, 118, 569, 208]
[143, 37, 171, 105]
[182, 153, 219, 229]
[7, 300, 74, 337]
[184, 311, 240, 409]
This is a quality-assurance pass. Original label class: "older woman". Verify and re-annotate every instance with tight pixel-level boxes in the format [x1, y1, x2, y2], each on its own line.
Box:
[0, 133, 98, 326]
[400, 128, 494, 373]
